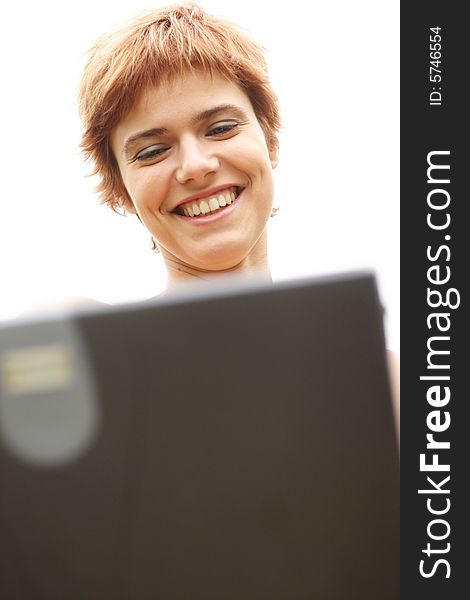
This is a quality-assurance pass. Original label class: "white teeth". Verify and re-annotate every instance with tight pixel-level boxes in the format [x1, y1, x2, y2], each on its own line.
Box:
[209, 197, 219, 212]
[199, 200, 210, 215]
[179, 187, 240, 217]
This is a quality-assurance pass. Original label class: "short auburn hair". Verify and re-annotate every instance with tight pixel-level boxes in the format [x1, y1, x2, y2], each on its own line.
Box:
[78, 3, 282, 213]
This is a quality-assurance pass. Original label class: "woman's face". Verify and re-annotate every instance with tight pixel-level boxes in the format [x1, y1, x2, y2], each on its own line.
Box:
[111, 71, 278, 275]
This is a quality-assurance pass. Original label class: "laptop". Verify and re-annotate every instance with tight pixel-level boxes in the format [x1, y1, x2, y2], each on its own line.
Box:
[0, 271, 399, 599]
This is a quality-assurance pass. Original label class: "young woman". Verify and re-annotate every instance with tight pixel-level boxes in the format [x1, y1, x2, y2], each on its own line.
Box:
[78, 3, 399, 422]
[79, 3, 280, 288]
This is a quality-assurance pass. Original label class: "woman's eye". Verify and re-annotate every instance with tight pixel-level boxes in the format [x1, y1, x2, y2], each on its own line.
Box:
[208, 122, 240, 136]
[134, 145, 168, 162]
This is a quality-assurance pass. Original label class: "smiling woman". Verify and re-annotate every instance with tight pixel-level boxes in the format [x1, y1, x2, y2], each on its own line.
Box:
[77, 4, 399, 417]
[110, 73, 278, 279]
[78, 3, 281, 287]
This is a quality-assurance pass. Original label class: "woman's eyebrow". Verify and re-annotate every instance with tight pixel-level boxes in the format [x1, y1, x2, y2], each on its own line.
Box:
[191, 103, 249, 124]
[122, 104, 249, 157]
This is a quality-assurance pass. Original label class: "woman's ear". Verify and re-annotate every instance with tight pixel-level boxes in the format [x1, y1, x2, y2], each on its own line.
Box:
[269, 146, 279, 169]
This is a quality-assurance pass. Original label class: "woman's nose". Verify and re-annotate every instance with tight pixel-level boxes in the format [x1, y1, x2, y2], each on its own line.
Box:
[175, 138, 220, 184]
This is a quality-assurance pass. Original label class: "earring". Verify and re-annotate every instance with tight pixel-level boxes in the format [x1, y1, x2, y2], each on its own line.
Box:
[270, 205, 280, 218]
[150, 237, 161, 253]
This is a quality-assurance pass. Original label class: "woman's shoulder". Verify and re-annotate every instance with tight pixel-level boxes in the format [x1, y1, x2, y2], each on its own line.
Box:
[17, 295, 106, 318]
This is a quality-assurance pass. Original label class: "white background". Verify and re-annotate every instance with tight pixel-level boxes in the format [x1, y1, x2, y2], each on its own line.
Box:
[0, 0, 399, 351]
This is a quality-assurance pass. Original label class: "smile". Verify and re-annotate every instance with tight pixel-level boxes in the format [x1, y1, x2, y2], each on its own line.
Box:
[175, 186, 243, 218]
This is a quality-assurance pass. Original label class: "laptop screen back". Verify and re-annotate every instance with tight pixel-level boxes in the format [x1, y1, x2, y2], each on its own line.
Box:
[0, 272, 399, 599]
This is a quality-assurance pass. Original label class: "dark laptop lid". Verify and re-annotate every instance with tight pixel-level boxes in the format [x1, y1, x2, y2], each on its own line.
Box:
[0, 272, 399, 599]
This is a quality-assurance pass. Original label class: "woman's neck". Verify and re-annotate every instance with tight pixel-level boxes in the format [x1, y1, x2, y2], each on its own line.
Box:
[162, 231, 272, 291]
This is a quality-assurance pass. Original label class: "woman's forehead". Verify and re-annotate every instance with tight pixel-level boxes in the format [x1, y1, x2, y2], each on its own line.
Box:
[136, 71, 250, 113]
[119, 72, 253, 131]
